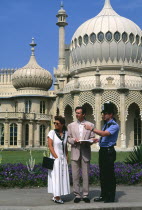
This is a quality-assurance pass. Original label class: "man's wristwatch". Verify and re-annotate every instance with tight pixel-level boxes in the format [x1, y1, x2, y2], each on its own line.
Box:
[91, 127, 94, 132]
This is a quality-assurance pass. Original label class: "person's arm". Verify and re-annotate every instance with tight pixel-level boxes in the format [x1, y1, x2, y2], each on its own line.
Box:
[48, 137, 58, 158]
[86, 123, 96, 145]
[93, 128, 110, 137]
[89, 123, 96, 139]
[84, 124, 110, 137]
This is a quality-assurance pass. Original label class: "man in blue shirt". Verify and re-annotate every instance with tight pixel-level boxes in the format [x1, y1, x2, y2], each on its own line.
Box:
[84, 102, 119, 203]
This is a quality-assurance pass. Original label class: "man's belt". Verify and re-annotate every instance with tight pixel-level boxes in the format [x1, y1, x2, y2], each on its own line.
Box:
[100, 146, 114, 150]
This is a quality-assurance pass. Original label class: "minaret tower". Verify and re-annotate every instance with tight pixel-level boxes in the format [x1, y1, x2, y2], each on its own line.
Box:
[56, 2, 68, 72]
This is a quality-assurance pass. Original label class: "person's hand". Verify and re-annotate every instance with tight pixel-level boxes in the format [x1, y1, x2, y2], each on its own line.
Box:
[84, 124, 92, 131]
[74, 138, 80, 143]
[91, 138, 99, 144]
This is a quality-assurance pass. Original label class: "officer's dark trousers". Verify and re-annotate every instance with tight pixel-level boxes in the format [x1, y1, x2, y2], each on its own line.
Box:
[99, 147, 116, 201]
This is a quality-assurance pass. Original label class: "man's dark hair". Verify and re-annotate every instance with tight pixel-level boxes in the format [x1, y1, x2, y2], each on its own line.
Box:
[75, 106, 86, 115]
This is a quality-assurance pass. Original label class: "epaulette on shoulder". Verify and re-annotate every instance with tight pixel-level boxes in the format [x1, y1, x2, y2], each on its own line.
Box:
[107, 122, 116, 127]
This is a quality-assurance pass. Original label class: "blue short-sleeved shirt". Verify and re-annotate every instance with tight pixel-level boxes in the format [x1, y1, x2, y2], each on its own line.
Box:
[99, 119, 119, 147]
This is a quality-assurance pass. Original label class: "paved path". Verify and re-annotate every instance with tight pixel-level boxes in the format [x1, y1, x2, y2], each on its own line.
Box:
[0, 186, 142, 210]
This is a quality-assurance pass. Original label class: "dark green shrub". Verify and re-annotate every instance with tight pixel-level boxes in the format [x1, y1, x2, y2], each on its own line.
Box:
[124, 144, 142, 164]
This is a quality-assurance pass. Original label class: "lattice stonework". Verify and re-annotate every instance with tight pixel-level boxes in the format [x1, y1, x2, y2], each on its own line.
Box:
[101, 90, 120, 112]
[125, 91, 142, 111]
[79, 91, 95, 113]
[63, 94, 74, 110]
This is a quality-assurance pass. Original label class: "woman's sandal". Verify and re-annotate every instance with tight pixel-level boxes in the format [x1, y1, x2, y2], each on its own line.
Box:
[52, 197, 64, 204]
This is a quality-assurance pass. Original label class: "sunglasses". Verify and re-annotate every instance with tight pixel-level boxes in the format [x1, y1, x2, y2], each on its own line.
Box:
[53, 122, 60, 125]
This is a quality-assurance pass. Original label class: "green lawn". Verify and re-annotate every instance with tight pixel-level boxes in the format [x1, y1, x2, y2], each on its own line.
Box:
[1, 150, 130, 165]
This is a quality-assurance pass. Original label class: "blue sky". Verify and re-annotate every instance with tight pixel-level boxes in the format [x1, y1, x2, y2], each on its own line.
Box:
[0, 0, 142, 78]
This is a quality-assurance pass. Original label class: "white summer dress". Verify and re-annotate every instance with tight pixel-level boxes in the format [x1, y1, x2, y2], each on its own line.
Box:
[47, 130, 70, 197]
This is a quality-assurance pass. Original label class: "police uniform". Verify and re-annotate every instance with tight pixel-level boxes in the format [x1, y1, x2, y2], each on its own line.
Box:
[98, 103, 119, 203]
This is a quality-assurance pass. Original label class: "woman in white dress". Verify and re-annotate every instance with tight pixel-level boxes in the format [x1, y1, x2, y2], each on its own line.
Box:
[47, 116, 70, 204]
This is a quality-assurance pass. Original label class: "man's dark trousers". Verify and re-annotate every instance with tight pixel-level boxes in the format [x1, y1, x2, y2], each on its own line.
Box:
[99, 147, 116, 201]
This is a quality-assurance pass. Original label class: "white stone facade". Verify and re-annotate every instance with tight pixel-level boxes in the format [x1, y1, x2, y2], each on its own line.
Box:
[0, 0, 142, 150]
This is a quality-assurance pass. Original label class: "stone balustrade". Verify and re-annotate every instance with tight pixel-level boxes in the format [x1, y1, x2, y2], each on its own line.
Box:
[0, 112, 51, 121]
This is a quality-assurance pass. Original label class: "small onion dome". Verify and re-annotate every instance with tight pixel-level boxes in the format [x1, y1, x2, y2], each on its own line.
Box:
[12, 38, 53, 90]
[70, 0, 142, 72]
[57, 2, 67, 15]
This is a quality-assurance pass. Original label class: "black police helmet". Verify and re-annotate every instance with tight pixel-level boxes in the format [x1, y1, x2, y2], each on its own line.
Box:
[101, 102, 115, 114]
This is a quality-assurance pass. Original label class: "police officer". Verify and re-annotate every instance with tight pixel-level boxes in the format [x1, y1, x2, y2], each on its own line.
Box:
[84, 102, 119, 203]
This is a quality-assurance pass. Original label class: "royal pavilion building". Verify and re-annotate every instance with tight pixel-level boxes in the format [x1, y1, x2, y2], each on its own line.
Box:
[0, 0, 142, 150]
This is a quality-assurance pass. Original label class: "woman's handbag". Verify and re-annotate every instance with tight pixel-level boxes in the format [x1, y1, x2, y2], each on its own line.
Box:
[42, 132, 55, 170]
[42, 156, 55, 170]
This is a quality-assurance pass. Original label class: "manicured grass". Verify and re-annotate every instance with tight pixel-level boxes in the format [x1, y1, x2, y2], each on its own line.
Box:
[1, 150, 130, 165]
[91, 151, 130, 164]
[1, 150, 44, 165]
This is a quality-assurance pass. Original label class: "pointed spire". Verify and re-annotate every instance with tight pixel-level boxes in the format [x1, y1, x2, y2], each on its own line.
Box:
[29, 38, 37, 56]
[103, 0, 112, 9]
[97, 0, 119, 17]
[61, 1, 64, 9]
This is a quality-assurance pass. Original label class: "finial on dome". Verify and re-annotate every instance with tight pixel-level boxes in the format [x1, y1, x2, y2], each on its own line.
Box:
[61, 1, 64, 9]
[97, 0, 118, 18]
[104, 0, 112, 8]
[30, 38, 37, 56]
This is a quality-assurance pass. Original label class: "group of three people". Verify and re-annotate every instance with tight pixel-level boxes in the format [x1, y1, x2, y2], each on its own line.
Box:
[47, 102, 119, 204]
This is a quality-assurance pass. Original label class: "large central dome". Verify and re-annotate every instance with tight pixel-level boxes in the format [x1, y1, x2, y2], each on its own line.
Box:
[70, 0, 142, 73]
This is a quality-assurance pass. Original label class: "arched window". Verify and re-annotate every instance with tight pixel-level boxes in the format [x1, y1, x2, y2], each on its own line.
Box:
[136, 35, 140, 45]
[90, 33, 96, 43]
[134, 109, 141, 146]
[82, 103, 95, 124]
[97, 32, 104, 42]
[10, 123, 17, 146]
[40, 125, 45, 146]
[74, 38, 77, 48]
[129, 33, 134, 44]
[83, 34, 89, 45]
[122, 32, 128, 43]
[25, 100, 31, 113]
[25, 124, 29, 146]
[0, 123, 4, 145]
[105, 31, 112, 41]
[64, 105, 73, 125]
[56, 108, 59, 116]
[78, 36, 82, 46]
[114, 31, 120, 42]
[40, 101, 45, 114]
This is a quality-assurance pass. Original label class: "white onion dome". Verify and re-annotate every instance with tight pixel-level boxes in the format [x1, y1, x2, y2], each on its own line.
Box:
[70, 0, 142, 73]
[12, 38, 53, 90]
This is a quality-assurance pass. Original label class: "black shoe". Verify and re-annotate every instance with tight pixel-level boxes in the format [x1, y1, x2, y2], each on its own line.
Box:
[74, 197, 81, 203]
[94, 196, 104, 202]
[83, 197, 90, 203]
